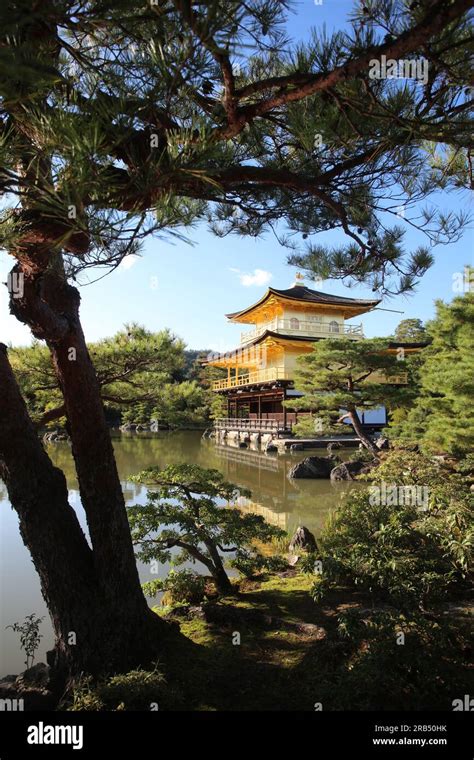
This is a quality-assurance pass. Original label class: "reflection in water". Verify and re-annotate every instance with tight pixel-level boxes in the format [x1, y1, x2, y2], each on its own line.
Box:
[0, 431, 360, 674]
[212, 441, 360, 535]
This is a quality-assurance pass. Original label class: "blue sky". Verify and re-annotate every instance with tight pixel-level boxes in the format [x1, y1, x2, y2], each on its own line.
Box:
[0, 0, 472, 350]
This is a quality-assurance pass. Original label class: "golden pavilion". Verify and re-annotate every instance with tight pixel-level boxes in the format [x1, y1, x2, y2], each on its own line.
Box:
[205, 276, 417, 438]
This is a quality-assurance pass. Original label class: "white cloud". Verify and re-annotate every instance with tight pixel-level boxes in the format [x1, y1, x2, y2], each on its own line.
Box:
[231, 268, 272, 287]
[118, 255, 140, 271]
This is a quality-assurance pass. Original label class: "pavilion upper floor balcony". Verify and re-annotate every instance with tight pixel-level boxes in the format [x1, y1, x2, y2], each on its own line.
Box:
[240, 318, 364, 344]
[212, 366, 408, 391]
[212, 367, 291, 391]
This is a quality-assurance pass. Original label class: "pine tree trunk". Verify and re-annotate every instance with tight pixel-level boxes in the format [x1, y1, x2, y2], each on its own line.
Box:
[43, 281, 148, 619]
[212, 565, 234, 595]
[204, 540, 233, 595]
[347, 408, 378, 454]
[3, 267, 178, 678]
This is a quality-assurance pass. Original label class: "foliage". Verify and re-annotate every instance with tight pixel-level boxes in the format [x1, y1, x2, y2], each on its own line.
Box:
[142, 569, 206, 606]
[392, 318, 430, 343]
[150, 381, 208, 428]
[69, 668, 166, 711]
[230, 549, 287, 578]
[175, 571, 471, 711]
[299, 552, 320, 575]
[289, 337, 411, 450]
[454, 453, 474, 483]
[0, 2, 473, 295]
[129, 464, 284, 594]
[389, 289, 474, 457]
[311, 450, 473, 608]
[196, 365, 228, 421]
[6, 613, 44, 669]
[322, 609, 471, 711]
[10, 324, 210, 428]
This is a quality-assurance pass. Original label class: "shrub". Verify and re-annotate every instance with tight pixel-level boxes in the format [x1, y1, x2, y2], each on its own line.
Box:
[299, 552, 319, 575]
[318, 609, 471, 710]
[230, 549, 288, 578]
[6, 613, 44, 669]
[142, 569, 206, 606]
[311, 450, 473, 608]
[230, 550, 267, 578]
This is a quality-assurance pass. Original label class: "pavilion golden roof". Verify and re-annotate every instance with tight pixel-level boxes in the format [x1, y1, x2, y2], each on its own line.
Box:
[225, 284, 381, 322]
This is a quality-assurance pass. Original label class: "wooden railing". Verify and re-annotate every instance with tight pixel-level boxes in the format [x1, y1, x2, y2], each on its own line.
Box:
[215, 417, 291, 432]
[241, 319, 364, 345]
[212, 366, 408, 391]
[212, 367, 290, 391]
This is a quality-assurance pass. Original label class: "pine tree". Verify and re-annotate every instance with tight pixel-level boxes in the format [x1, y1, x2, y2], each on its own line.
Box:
[290, 338, 411, 452]
[11, 325, 186, 427]
[392, 319, 430, 343]
[391, 290, 474, 456]
[0, 0, 472, 678]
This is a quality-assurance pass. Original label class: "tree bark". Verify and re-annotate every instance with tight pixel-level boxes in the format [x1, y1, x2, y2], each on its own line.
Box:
[0, 344, 173, 678]
[347, 408, 378, 454]
[202, 539, 234, 595]
[165, 537, 234, 596]
[0, 343, 96, 674]
[4, 268, 177, 677]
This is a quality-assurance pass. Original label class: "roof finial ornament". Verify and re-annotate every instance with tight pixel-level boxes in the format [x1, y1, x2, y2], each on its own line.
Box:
[293, 271, 305, 287]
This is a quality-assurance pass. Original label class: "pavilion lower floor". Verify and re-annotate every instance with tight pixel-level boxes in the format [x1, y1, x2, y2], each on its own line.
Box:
[214, 382, 387, 437]
[219, 385, 305, 434]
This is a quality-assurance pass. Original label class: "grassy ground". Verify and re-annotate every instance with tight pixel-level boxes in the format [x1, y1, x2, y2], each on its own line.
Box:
[69, 570, 472, 711]
[156, 572, 472, 711]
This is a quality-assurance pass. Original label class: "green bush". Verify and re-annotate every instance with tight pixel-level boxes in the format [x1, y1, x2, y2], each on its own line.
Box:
[142, 569, 206, 606]
[230, 549, 288, 578]
[263, 554, 288, 573]
[230, 550, 267, 578]
[299, 552, 319, 575]
[317, 609, 471, 710]
[311, 450, 473, 608]
[6, 613, 44, 669]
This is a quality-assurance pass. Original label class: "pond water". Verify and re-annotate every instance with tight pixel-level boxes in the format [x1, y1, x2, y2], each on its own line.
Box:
[0, 430, 360, 675]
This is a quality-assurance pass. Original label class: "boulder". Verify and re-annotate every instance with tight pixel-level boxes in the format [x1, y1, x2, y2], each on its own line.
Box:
[289, 525, 318, 553]
[265, 443, 278, 453]
[135, 423, 150, 431]
[296, 622, 326, 640]
[290, 443, 304, 452]
[327, 441, 342, 453]
[119, 423, 136, 432]
[0, 663, 56, 710]
[330, 459, 375, 481]
[375, 437, 390, 450]
[289, 456, 334, 479]
[19, 663, 50, 688]
[239, 442, 248, 449]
